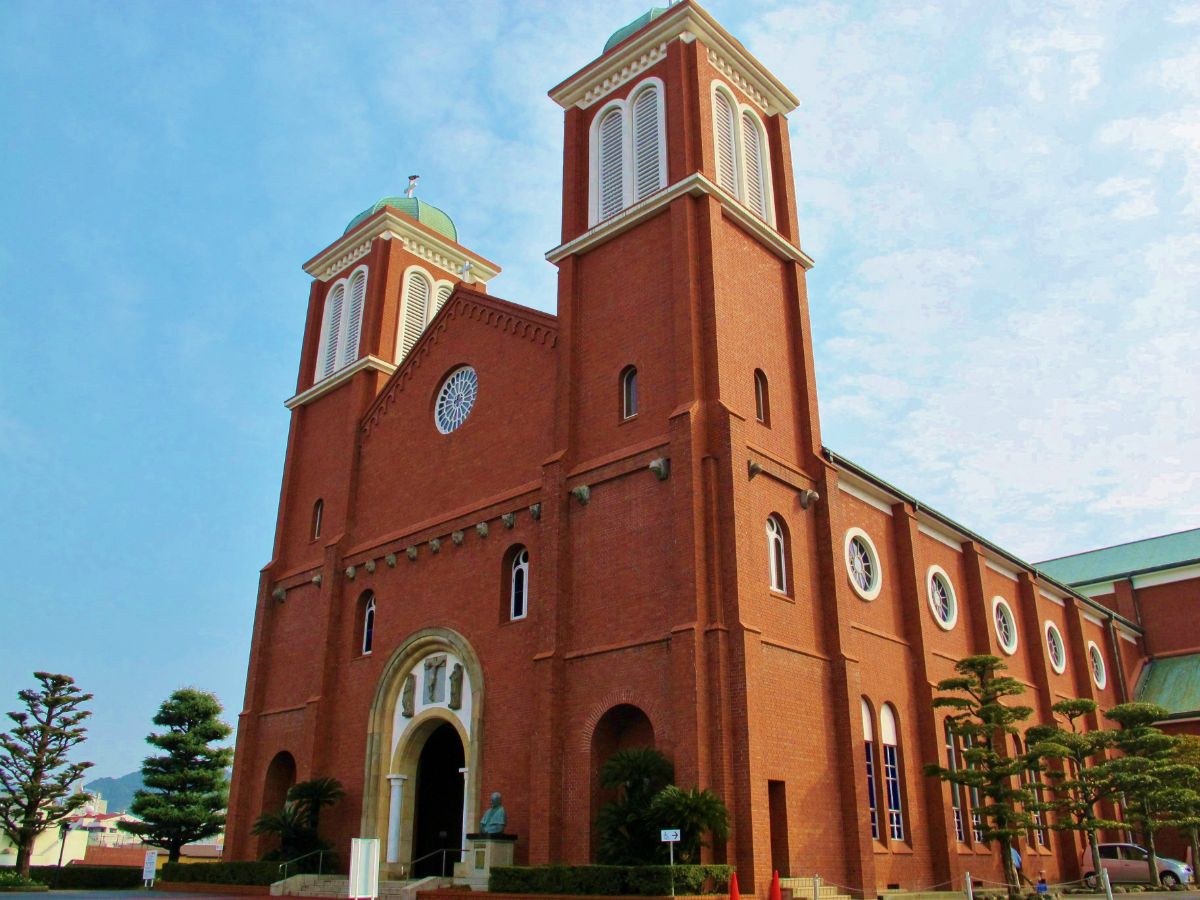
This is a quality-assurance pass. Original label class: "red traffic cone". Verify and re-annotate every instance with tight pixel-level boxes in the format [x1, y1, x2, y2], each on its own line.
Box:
[729, 872, 741, 900]
[768, 871, 782, 900]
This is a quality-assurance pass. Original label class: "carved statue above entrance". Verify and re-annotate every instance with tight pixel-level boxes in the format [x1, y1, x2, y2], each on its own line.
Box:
[401, 674, 415, 718]
[449, 663, 464, 710]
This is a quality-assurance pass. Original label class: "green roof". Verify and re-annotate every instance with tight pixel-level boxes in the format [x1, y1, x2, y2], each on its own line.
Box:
[1035, 528, 1200, 586]
[603, 7, 669, 53]
[344, 196, 457, 242]
[1136, 654, 1200, 716]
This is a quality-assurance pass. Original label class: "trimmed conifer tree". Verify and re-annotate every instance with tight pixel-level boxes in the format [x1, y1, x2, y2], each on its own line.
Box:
[120, 688, 233, 863]
[924, 655, 1035, 900]
[0, 672, 94, 878]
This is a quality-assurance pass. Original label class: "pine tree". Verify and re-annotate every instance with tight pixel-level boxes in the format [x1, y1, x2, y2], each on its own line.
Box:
[1165, 735, 1200, 884]
[1104, 702, 1194, 887]
[0, 672, 94, 878]
[1024, 698, 1121, 889]
[924, 655, 1035, 900]
[119, 688, 233, 863]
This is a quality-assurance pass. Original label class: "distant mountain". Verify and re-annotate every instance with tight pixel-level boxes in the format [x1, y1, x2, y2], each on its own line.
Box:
[84, 771, 143, 813]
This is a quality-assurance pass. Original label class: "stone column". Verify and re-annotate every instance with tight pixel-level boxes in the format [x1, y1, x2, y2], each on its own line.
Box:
[386, 775, 407, 864]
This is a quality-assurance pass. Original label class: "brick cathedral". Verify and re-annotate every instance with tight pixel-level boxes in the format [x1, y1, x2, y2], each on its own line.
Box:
[224, 3, 1200, 895]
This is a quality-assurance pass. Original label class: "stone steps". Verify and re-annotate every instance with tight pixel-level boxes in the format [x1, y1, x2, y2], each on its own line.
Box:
[780, 876, 854, 900]
[272, 874, 444, 898]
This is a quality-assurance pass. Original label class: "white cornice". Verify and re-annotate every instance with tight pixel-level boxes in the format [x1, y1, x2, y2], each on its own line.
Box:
[304, 211, 502, 285]
[1038, 588, 1066, 607]
[546, 172, 814, 268]
[1131, 563, 1200, 589]
[917, 520, 963, 552]
[837, 478, 894, 517]
[985, 558, 1019, 582]
[1082, 612, 1105, 627]
[285, 355, 397, 409]
[1076, 581, 1115, 597]
[550, 4, 800, 115]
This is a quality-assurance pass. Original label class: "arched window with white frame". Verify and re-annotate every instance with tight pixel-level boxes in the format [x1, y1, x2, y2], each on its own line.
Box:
[435, 281, 453, 314]
[510, 547, 529, 621]
[754, 369, 770, 424]
[315, 266, 369, 381]
[589, 78, 667, 225]
[361, 592, 376, 656]
[711, 82, 775, 225]
[399, 269, 431, 360]
[862, 699, 879, 840]
[880, 703, 905, 841]
[766, 514, 788, 594]
[621, 365, 638, 419]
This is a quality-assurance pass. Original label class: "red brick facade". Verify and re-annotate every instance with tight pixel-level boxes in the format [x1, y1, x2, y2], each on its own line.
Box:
[224, 3, 1183, 895]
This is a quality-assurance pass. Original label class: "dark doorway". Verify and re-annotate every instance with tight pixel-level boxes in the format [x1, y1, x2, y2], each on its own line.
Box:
[412, 722, 465, 876]
[768, 780, 790, 876]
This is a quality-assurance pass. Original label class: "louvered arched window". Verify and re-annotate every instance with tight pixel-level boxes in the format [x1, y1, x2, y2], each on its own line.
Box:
[435, 282, 453, 313]
[315, 266, 369, 381]
[631, 85, 664, 201]
[590, 78, 668, 225]
[741, 111, 769, 219]
[711, 83, 774, 225]
[598, 107, 625, 222]
[713, 89, 738, 194]
[399, 270, 431, 360]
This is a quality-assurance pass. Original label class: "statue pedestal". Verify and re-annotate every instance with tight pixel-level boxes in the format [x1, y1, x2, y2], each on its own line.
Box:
[453, 833, 516, 891]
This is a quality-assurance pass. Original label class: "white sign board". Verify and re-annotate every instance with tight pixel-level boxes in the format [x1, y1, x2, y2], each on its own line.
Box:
[349, 837, 381, 900]
[141, 850, 158, 884]
[661, 829, 680, 842]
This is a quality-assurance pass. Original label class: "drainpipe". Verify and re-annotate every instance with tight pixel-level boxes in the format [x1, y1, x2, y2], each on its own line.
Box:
[1106, 617, 1130, 703]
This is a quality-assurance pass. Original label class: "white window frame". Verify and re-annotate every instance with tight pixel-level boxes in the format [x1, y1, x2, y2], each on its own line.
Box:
[1044, 621, 1067, 674]
[588, 77, 668, 226]
[710, 80, 776, 226]
[621, 365, 638, 419]
[314, 264, 369, 381]
[880, 704, 904, 842]
[862, 699, 879, 841]
[1087, 640, 1107, 689]
[992, 597, 1019, 655]
[362, 594, 376, 656]
[510, 548, 529, 621]
[767, 515, 788, 594]
[397, 265, 435, 362]
[754, 369, 769, 424]
[434, 279, 454, 316]
[927, 565, 958, 630]
[844, 527, 882, 601]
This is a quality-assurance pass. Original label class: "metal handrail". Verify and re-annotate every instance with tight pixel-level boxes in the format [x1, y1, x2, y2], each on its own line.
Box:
[406, 845, 466, 878]
[278, 848, 325, 881]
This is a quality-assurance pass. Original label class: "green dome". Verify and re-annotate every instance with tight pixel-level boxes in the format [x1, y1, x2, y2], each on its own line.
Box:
[344, 196, 457, 242]
[603, 7, 669, 53]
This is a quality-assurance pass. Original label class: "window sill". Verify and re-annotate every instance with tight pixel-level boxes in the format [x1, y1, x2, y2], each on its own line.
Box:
[769, 589, 795, 604]
[619, 414, 639, 425]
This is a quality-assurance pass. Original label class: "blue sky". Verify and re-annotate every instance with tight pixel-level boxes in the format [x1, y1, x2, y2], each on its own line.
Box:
[1, 0, 1197, 779]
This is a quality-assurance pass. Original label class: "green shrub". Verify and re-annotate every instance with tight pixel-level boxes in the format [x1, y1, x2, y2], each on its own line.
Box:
[0, 869, 39, 887]
[160, 861, 282, 885]
[28, 865, 143, 889]
[490, 864, 733, 896]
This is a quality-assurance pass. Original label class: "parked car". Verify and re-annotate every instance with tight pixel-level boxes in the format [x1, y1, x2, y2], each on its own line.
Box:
[1080, 843, 1194, 888]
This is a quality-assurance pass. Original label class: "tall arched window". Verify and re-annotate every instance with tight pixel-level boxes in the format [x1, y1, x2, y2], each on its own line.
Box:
[944, 721, 965, 842]
[315, 267, 369, 381]
[880, 704, 904, 841]
[399, 270, 431, 359]
[590, 78, 667, 224]
[862, 699, 879, 840]
[754, 369, 770, 424]
[510, 548, 529, 620]
[361, 593, 376, 656]
[311, 499, 323, 541]
[713, 89, 738, 194]
[766, 515, 788, 594]
[631, 84, 663, 201]
[711, 83, 774, 224]
[597, 107, 625, 221]
[621, 366, 638, 419]
[435, 282, 453, 313]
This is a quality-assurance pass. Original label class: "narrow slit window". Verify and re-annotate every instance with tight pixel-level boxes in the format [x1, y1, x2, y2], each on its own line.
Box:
[311, 499, 324, 541]
[767, 515, 787, 594]
[621, 366, 638, 419]
[754, 369, 770, 424]
[510, 548, 529, 621]
[862, 700, 879, 841]
[361, 594, 375, 655]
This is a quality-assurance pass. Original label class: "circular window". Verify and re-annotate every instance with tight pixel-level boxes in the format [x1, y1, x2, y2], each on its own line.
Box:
[844, 528, 882, 601]
[1044, 621, 1066, 674]
[435, 366, 478, 434]
[927, 566, 958, 630]
[992, 597, 1018, 655]
[1088, 641, 1107, 689]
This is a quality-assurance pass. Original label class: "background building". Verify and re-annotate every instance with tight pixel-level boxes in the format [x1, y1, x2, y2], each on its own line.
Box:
[224, 3, 1193, 894]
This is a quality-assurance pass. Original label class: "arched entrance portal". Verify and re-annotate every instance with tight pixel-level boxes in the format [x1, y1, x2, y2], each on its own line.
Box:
[590, 704, 656, 861]
[257, 751, 297, 857]
[412, 722, 466, 876]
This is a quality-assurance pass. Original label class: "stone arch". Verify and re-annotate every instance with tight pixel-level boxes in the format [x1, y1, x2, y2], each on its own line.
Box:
[361, 627, 484, 876]
[258, 750, 297, 856]
[585, 697, 662, 862]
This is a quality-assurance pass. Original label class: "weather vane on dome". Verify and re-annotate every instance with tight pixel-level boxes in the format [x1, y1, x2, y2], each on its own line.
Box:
[405, 175, 420, 198]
